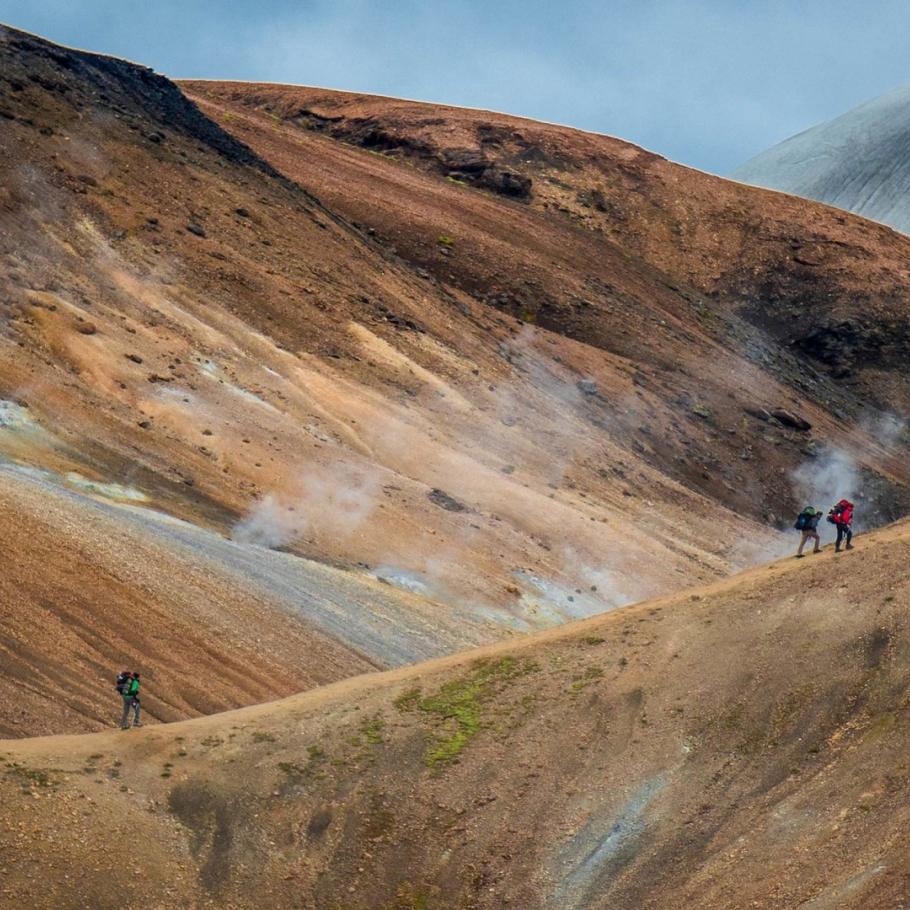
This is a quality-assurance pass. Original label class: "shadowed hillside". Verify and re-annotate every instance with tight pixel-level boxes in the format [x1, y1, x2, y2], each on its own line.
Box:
[2, 521, 909, 908]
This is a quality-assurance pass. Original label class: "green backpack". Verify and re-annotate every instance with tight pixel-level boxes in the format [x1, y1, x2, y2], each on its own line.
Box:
[794, 507, 816, 531]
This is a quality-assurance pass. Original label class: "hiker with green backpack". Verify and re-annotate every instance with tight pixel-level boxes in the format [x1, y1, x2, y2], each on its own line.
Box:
[119, 671, 142, 729]
[794, 506, 822, 557]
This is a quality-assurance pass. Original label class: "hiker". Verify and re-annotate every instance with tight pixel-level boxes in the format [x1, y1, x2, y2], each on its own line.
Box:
[794, 506, 822, 557]
[829, 499, 855, 552]
[119, 672, 142, 729]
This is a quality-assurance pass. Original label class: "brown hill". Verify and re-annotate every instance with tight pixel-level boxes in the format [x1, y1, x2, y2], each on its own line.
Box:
[2, 521, 908, 909]
[186, 82, 910, 430]
[1, 24, 909, 739]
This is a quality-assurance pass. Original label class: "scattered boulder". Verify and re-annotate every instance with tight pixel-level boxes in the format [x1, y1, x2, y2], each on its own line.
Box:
[744, 405, 772, 422]
[441, 148, 488, 175]
[76, 322, 97, 335]
[125, 353, 143, 364]
[576, 379, 598, 396]
[186, 222, 207, 238]
[691, 404, 712, 419]
[482, 168, 532, 199]
[771, 408, 812, 431]
[428, 488, 467, 512]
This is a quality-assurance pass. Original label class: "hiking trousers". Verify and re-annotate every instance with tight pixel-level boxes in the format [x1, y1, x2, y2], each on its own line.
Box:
[797, 530, 820, 555]
[120, 696, 140, 728]
[836, 524, 853, 549]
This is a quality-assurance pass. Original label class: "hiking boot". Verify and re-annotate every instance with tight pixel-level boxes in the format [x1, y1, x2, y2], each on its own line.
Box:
[133, 722, 143, 728]
[835, 546, 841, 553]
[120, 725, 130, 731]
[795, 554, 805, 559]
[845, 543, 854, 550]
[812, 548, 822, 554]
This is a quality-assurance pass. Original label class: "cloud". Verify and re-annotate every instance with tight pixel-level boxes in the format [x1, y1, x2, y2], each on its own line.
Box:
[5, 0, 910, 173]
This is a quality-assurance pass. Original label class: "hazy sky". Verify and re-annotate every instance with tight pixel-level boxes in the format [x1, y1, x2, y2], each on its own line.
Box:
[3, 1, 909, 174]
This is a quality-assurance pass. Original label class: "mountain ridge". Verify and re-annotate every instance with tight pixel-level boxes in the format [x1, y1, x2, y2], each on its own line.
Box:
[732, 81, 910, 235]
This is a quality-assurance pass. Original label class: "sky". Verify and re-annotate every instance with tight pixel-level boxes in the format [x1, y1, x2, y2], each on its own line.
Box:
[2, 0, 909, 175]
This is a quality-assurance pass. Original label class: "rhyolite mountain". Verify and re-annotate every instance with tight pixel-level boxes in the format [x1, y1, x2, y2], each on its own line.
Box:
[733, 81, 910, 235]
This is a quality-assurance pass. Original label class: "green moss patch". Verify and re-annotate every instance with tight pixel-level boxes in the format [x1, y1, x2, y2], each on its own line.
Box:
[401, 657, 538, 768]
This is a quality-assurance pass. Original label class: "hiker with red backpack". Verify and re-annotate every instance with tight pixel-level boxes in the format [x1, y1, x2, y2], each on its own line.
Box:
[828, 499, 855, 552]
[794, 506, 822, 557]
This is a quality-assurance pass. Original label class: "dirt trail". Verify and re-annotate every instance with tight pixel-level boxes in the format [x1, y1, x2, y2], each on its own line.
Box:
[2, 520, 909, 909]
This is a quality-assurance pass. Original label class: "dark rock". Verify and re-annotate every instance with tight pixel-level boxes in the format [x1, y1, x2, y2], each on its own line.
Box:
[186, 222, 207, 238]
[428, 489, 467, 512]
[771, 408, 812, 431]
[590, 189, 609, 212]
[482, 168, 532, 199]
[76, 322, 97, 335]
[744, 405, 773, 422]
[125, 353, 143, 364]
[576, 379, 598, 395]
[441, 148, 489, 175]
[235, 207, 251, 218]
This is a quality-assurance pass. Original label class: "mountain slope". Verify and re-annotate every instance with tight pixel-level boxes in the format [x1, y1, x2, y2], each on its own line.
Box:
[732, 82, 910, 235]
[186, 82, 910, 418]
[0, 25, 779, 734]
[2, 25, 910, 738]
[2, 520, 909, 909]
